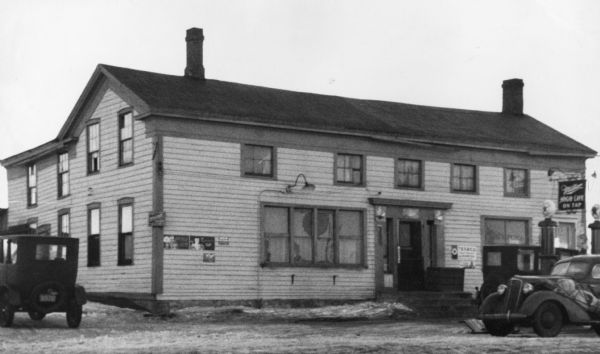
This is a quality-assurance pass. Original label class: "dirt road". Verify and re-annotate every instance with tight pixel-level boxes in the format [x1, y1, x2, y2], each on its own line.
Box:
[1, 302, 599, 353]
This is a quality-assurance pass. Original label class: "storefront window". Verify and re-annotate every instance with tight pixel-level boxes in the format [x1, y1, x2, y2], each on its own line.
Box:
[484, 218, 528, 245]
[263, 205, 364, 267]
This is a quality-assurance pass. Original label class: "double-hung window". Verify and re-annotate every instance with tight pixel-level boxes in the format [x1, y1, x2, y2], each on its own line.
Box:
[556, 222, 576, 250]
[119, 111, 133, 166]
[505, 168, 529, 197]
[242, 144, 274, 178]
[451, 163, 476, 193]
[88, 204, 100, 267]
[263, 205, 364, 266]
[87, 122, 100, 173]
[27, 164, 37, 206]
[396, 159, 422, 189]
[58, 209, 70, 238]
[118, 199, 134, 266]
[335, 153, 364, 186]
[58, 152, 70, 197]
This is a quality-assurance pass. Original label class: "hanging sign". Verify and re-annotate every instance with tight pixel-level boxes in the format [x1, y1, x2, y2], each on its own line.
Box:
[558, 179, 586, 212]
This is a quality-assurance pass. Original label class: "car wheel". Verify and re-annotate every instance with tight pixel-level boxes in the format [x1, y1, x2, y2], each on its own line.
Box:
[28, 310, 46, 321]
[533, 301, 563, 337]
[0, 296, 15, 327]
[483, 320, 514, 336]
[66, 300, 82, 328]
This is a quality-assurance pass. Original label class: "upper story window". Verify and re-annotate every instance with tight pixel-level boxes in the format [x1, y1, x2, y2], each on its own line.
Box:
[505, 168, 529, 197]
[484, 217, 529, 245]
[242, 144, 274, 178]
[58, 209, 70, 238]
[58, 152, 70, 197]
[263, 205, 365, 267]
[27, 164, 37, 207]
[451, 163, 476, 193]
[119, 111, 133, 166]
[335, 153, 364, 186]
[118, 199, 134, 266]
[556, 222, 576, 249]
[87, 122, 100, 173]
[396, 159, 423, 189]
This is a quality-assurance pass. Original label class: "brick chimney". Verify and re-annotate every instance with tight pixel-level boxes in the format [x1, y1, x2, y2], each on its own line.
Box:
[185, 28, 205, 80]
[502, 78, 524, 115]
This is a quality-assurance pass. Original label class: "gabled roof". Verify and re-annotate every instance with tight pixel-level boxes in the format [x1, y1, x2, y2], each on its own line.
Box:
[2, 64, 596, 167]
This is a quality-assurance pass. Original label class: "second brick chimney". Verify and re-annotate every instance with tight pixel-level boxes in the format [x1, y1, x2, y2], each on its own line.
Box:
[185, 28, 205, 80]
[502, 78, 524, 115]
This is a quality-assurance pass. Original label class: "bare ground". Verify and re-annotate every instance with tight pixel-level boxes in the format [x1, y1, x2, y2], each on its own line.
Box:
[1, 302, 599, 353]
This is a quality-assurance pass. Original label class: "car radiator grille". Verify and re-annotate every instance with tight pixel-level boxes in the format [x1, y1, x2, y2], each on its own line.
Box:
[501, 278, 523, 313]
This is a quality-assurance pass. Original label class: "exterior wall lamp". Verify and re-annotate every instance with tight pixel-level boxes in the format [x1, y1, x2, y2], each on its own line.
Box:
[285, 173, 316, 193]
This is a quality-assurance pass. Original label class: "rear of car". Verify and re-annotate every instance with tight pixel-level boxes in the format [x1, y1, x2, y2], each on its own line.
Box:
[0, 235, 86, 327]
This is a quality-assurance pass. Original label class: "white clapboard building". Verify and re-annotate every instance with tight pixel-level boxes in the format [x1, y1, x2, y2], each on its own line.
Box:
[1, 28, 596, 312]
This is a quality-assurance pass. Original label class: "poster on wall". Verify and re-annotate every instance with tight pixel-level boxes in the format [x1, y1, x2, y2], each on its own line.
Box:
[558, 179, 586, 212]
[163, 235, 215, 250]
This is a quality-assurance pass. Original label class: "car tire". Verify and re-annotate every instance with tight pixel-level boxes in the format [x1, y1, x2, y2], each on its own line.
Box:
[533, 301, 563, 337]
[483, 320, 514, 336]
[0, 295, 14, 328]
[29, 281, 67, 314]
[28, 310, 46, 321]
[66, 300, 82, 328]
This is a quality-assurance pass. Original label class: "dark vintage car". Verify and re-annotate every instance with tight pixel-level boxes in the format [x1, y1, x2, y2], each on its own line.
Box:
[0, 235, 86, 327]
[479, 255, 600, 337]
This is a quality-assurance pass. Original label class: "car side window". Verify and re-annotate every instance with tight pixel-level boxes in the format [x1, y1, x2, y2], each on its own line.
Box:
[592, 264, 600, 279]
[6, 240, 17, 264]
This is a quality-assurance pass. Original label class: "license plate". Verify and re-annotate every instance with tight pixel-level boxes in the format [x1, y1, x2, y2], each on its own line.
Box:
[39, 294, 56, 302]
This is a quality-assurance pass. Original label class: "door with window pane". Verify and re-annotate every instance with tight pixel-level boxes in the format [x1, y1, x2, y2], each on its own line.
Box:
[397, 221, 424, 290]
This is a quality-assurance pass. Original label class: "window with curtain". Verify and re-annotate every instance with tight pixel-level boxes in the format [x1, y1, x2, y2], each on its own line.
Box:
[263, 205, 364, 266]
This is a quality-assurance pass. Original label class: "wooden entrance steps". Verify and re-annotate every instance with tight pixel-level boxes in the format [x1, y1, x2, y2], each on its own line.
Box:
[377, 291, 478, 318]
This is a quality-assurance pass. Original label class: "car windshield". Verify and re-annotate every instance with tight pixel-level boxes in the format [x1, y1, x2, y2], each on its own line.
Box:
[551, 261, 589, 277]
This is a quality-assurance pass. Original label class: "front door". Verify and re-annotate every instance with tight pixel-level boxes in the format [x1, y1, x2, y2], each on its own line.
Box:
[384, 219, 426, 290]
[397, 221, 424, 290]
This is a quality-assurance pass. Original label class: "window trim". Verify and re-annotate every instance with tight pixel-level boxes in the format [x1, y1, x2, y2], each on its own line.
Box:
[26, 163, 37, 207]
[450, 163, 478, 194]
[395, 158, 424, 190]
[118, 108, 134, 167]
[481, 216, 532, 246]
[334, 153, 366, 187]
[118, 197, 134, 266]
[58, 208, 70, 238]
[87, 202, 101, 267]
[261, 202, 367, 269]
[503, 167, 530, 198]
[57, 151, 70, 198]
[86, 119, 101, 175]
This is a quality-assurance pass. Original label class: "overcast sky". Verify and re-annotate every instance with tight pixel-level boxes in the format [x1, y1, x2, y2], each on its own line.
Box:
[0, 0, 599, 211]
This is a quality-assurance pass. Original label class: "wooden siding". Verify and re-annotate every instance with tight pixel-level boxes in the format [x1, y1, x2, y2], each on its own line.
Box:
[161, 137, 375, 300]
[160, 138, 584, 300]
[5, 88, 154, 293]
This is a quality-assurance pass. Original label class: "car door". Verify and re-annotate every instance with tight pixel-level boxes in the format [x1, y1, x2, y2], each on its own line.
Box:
[586, 263, 600, 298]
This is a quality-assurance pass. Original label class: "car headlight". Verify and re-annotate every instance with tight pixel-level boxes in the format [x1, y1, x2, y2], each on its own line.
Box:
[522, 282, 534, 294]
[497, 284, 507, 295]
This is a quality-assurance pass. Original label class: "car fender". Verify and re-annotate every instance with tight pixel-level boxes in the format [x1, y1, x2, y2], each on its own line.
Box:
[74, 284, 87, 305]
[0, 286, 21, 306]
[480, 292, 504, 314]
[519, 290, 591, 322]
